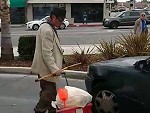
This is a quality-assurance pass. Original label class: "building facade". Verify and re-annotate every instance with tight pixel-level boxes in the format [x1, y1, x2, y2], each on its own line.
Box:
[27, 0, 105, 24]
[10, 0, 26, 24]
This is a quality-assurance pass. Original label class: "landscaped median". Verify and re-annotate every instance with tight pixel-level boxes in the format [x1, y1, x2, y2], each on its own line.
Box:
[0, 67, 87, 80]
[1, 32, 150, 81]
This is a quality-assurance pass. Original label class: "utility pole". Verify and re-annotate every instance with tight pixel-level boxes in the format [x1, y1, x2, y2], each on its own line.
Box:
[133, 0, 136, 9]
[103, 0, 106, 19]
[103, 0, 114, 18]
[130, 0, 136, 9]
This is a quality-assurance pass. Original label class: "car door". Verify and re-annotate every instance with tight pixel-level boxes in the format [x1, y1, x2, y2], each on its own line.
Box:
[134, 72, 150, 109]
[129, 11, 140, 25]
[106, 69, 150, 112]
[119, 11, 131, 26]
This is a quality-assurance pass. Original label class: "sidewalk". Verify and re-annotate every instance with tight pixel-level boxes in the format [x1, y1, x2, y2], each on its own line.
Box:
[0, 44, 99, 57]
[0, 73, 86, 113]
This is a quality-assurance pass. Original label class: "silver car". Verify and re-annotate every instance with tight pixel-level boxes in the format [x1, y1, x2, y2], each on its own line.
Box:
[103, 10, 150, 29]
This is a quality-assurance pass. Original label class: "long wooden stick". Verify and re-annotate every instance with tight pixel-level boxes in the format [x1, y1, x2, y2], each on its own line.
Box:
[35, 62, 82, 82]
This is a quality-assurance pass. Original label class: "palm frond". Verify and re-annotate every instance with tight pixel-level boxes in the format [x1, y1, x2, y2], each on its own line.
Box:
[67, 44, 97, 71]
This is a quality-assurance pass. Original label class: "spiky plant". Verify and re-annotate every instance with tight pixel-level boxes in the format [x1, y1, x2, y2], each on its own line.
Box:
[94, 40, 124, 60]
[117, 33, 150, 56]
[65, 43, 96, 71]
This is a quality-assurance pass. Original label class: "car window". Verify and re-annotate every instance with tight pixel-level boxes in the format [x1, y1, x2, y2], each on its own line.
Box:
[115, 12, 124, 17]
[44, 16, 49, 21]
[41, 16, 49, 21]
[130, 12, 140, 16]
[145, 11, 150, 15]
[120, 12, 130, 17]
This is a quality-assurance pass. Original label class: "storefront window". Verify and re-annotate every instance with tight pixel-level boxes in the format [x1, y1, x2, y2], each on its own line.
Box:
[10, 7, 25, 24]
[33, 4, 58, 20]
[71, 3, 103, 23]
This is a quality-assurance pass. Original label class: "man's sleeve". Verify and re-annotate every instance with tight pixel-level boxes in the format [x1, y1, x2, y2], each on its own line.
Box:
[42, 29, 59, 74]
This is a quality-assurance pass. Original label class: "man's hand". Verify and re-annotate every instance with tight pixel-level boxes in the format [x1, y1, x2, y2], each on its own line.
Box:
[53, 69, 63, 76]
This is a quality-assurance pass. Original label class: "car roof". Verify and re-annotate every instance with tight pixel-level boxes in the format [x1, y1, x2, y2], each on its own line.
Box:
[118, 10, 141, 14]
[118, 10, 150, 16]
[132, 9, 149, 11]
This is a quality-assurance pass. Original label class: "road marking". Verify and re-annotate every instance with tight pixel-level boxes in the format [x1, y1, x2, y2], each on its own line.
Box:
[106, 30, 114, 32]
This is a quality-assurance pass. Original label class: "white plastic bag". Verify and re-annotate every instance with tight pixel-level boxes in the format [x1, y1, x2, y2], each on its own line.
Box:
[52, 86, 92, 109]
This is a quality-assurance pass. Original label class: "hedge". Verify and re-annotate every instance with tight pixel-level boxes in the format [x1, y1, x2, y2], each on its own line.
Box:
[18, 35, 36, 60]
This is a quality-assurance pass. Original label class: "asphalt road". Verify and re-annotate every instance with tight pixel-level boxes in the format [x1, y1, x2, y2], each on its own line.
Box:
[0, 26, 136, 47]
[59, 26, 134, 45]
[0, 73, 86, 113]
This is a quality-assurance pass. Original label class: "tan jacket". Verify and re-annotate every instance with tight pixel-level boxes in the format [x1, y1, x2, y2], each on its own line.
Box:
[134, 18, 142, 35]
[134, 18, 147, 35]
[31, 23, 63, 82]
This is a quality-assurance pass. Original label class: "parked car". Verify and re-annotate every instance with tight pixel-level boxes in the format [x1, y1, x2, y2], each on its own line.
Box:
[85, 56, 150, 113]
[103, 10, 150, 29]
[59, 18, 69, 29]
[26, 16, 69, 30]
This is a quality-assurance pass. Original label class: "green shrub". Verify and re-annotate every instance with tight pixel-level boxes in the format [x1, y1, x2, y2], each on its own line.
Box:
[18, 35, 36, 60]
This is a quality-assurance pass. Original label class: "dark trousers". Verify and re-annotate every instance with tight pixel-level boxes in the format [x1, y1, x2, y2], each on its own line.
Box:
[34, 80, 57, 113]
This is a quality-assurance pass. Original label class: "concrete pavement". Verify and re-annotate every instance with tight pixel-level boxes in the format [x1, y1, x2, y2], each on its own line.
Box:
[10, 44, 99, 56]
[0, 73, 86, 113]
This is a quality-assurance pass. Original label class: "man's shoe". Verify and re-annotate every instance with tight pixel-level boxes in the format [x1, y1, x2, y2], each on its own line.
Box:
[48, 109, 56, 113]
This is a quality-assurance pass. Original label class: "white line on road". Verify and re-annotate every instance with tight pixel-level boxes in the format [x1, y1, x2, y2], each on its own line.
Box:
[106, 30, 114, 32]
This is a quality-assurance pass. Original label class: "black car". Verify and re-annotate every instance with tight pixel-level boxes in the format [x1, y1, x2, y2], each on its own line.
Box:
[85, 56, 150, 113]
[103, 10, 150, 29]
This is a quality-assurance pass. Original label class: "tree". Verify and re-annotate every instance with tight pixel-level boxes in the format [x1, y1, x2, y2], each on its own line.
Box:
[0, 0, 14, 59]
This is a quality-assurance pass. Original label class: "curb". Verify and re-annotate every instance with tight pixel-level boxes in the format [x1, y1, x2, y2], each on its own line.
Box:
[69, 24, 102, 27]
[10, 24, 26, 28]
[0, 67, 87, 80]
[0, 67, 31, 74]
